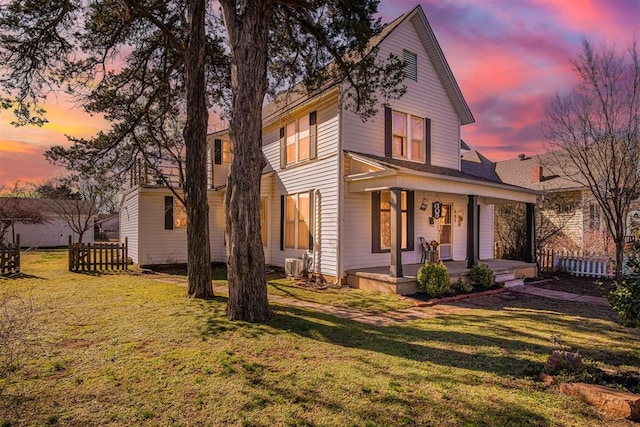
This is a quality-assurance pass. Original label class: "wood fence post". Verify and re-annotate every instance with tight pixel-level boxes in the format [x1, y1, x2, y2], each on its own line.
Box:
[68, 235, 73, 271]
[15, 234, 20, 273]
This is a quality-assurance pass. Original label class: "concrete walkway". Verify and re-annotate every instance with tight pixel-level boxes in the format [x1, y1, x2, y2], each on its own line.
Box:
[508, 284, 610, 307]
[156, 276, 609, 326]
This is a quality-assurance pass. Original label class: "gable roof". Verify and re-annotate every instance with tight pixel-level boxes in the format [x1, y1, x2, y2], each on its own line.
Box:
[261, 5, 474, 126]
[494, 153, 584, 192]
[0, 197, 96, 218]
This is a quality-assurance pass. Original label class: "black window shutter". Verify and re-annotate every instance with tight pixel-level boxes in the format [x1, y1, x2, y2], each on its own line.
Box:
[371, 191, 381, 252]
[407, 191, 415, 250]
[214, 139, 222, 164]
[309, 111, 317, 160]
[425, 118, 431, 165]
[384, 106, 392, 157]
[279, 127, 286, 169]
[279, 195, 285, 251]
[164, 196, 174, 230]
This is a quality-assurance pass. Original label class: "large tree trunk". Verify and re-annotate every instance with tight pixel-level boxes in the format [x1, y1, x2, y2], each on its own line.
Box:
[221, 1, 272, 321]
[184, 0, 213, 299]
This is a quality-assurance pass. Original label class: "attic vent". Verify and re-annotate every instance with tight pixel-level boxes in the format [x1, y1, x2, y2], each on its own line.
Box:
[403, 50, 417, 81]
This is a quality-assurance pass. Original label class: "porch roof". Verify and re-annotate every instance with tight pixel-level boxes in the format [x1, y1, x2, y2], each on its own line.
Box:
[344, 151, 539, 204]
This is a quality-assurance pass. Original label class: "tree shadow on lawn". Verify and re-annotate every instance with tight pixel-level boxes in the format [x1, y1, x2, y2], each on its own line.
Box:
[242, 360, 555, 427]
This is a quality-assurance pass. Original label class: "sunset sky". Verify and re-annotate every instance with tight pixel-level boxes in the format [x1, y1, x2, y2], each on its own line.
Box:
[0, 0, 638, 187]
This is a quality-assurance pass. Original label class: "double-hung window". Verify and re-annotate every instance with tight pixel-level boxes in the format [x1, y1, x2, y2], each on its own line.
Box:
[280, 111, 317, 168]
[387, 108, 428, 163]
[371, 190, 414, 252]
[284, 193, 311, 250]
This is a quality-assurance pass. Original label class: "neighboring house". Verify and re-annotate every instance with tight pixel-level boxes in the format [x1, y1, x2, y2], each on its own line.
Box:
[120, 5, 539, 292]
[495, 152, 640, 254]
[95, 213, 120, 241]
[0, 197, 95, 247]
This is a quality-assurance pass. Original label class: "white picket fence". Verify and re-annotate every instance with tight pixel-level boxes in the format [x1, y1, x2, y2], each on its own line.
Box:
[537, 249, 614, 278]
[554, 253, 614, 278]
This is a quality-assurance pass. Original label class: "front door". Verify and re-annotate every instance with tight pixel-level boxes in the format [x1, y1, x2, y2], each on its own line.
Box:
[439, 204, 452, 259]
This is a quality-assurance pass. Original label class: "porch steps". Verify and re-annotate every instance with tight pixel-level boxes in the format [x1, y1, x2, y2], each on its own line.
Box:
[494, 272, 524, 288]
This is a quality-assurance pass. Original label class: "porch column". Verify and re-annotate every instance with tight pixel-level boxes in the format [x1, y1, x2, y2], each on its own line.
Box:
[525, 202, 536, 263]
[389, 187, 403, 277]
[466, 195, 478, 268]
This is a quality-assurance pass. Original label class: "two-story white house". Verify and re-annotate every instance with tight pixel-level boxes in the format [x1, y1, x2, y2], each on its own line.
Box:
[120, 5, 539, 294]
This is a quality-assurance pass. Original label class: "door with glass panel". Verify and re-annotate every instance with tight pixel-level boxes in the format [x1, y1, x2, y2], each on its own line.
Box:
[438, 204, 452, 260]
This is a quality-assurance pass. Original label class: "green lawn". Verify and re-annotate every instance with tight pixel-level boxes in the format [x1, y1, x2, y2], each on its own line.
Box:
[1, 250, 639, 426]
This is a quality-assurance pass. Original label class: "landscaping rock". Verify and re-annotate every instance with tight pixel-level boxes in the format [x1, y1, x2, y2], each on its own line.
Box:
[546, 350, 582, 371]
[539, 372, 555, 385]
[559, 382, 640, 421]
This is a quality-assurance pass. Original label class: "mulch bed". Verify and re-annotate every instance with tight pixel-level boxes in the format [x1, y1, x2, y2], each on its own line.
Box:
[530, 274, 615, 298]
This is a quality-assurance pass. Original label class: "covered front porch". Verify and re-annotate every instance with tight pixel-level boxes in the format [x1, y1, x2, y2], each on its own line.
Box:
[346, 259, 537, 295]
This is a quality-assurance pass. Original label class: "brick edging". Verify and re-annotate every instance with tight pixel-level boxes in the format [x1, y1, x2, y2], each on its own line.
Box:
[411, 287, 508, 307]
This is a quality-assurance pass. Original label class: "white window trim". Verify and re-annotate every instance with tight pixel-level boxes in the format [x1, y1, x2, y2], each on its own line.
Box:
[392, 110, 425, 163]
[285, 116, 310, 165]
[285, 192, 310, 250]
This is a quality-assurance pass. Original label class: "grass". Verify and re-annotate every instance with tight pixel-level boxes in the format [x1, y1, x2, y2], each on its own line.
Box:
[0, 250, 638, 426]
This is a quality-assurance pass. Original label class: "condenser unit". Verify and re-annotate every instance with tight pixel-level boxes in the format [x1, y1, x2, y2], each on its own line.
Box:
[284, 258, 304, 278]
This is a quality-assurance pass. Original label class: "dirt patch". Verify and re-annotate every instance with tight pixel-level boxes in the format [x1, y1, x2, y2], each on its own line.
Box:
[530, 274, 615, 298]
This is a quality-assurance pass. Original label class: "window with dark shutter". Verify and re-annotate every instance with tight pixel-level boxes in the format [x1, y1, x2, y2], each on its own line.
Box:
[214, 139, 222, 165]
[371, 190, 414, 252]
[164, 196, 174, 230]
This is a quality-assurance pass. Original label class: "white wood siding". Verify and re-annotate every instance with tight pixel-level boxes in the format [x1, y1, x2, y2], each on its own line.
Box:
[120, 190, 139, 262]
[136, 189, 225, 265]
[263, 94, 341, 276]
[341, 19, 461, 170]
[15, 218, 93, 248]
[479, 202, 494, 259]
[209, 192, 226, 263]
[343, 192, 498, 270]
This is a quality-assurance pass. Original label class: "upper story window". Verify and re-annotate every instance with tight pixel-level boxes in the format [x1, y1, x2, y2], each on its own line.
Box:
[280, 111, 317, 168]
[213, 139, 231, 164]
[391, 110, 425, 162]
[403, 50, 417, 81]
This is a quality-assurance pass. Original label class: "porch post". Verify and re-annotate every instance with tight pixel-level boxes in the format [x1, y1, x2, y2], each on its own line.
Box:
[525, 202, 536, 263]
[467, 195, 478, 268]
[389, 187, 403, 277]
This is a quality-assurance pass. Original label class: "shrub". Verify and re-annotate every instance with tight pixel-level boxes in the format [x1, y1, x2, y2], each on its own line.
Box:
[607, 279, 640, 327]
[451, 276, 474, 294]
[417, 262, 450, 297]
[606, 251, 640, 327]
[469, 263, 494, 289]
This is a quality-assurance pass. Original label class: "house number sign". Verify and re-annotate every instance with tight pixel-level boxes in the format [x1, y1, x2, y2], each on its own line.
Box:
[432, 201, 442, 219]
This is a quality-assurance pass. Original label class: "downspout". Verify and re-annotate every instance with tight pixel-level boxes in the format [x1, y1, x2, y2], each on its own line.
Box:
[314, 189, 321, 274]
[335, 87, 344, 285]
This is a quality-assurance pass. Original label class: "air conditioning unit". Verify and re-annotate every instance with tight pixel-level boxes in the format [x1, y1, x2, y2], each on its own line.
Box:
[285, 258, 304, 278]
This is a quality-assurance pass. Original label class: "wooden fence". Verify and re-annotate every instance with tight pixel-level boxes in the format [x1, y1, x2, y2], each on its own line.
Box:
[0, 234, 20, 275]
[68, 236, 128, 272]
[537, 248, 614, 278]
